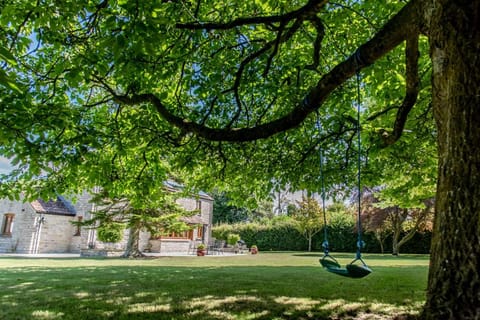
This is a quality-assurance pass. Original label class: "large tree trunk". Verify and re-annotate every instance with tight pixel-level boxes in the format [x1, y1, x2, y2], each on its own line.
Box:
[424, 1, 480, 318]
[122, 226, 144, 258]
[391, 207, 403, 256]
[374, 231, 385, 254]
[392, 230, 400, 256]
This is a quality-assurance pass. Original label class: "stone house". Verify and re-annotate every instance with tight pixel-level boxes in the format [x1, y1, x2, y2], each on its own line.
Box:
[0, 190, 213, 255]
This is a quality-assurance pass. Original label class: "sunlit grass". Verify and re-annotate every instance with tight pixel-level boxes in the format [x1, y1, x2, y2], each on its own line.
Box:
[0, 252, 428, 319]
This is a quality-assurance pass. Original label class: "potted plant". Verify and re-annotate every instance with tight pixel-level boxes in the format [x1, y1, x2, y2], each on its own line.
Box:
[250, 245, 258, 254]
[197, 243, 207, 256]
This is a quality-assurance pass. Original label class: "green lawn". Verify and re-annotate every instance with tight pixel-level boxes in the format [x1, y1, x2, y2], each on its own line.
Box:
[0, 252, 428, 320]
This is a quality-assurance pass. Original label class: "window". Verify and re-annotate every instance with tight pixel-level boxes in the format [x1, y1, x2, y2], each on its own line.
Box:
[154, 228, 195, 240]
[1, 213, 15, 236]
[197, 225, 204, 239]
[161, 230, 189, 239]
[196, 200, 202, 212]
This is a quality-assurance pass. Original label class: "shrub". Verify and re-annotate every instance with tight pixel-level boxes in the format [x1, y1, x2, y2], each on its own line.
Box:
[212, 221, 431, 254]
[97, 222, 124, 243]
[212, 224, 234, 241]
[227, 233, 241, 246]
[214, 218, 306, 251]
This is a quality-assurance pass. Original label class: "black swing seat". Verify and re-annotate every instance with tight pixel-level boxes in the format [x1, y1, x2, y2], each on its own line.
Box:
[345, 263, 372, 278]
[320, 256, 372, 279]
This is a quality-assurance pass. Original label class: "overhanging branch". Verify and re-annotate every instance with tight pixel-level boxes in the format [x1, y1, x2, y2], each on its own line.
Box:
[111, 0, 421, 142]
[378, 33, 420, 146]
[176, 0, 329, 30]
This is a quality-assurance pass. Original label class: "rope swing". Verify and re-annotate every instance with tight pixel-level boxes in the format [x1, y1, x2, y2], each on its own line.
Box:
[318, 51, 372, 278]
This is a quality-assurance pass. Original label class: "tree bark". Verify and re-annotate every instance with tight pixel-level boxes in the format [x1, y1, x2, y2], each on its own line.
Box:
[395, 227, 416, 256]
[392, 238, 399, 256]
[424, 1, 480, 318]
[375, 231, 385, 254]
[122, 226, 144, 258]
[392, 208, 421, 256]
[391, 207, 402, 256]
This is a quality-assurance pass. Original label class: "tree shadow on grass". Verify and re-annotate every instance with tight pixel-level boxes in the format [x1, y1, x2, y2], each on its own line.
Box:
[0, 265, 426, 319]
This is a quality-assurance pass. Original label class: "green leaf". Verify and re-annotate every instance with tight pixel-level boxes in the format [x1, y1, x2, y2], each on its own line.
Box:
[0, 69, 22, 93]
[0, 46, 17, 66]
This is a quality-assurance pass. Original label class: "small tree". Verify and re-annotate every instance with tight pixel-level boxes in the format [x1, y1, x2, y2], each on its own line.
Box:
[360, 188, 392, 253]
[327, 201, 356, 228]
[83, 189, 193, 258]
[388, 199, 434, 255]
[361, 188, 434, 255]
[97, 222, 124, 243]
[291, 196, 324, 252]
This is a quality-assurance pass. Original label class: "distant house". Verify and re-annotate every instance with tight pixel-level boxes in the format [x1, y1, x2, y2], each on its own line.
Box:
[0, 190, 213, 255]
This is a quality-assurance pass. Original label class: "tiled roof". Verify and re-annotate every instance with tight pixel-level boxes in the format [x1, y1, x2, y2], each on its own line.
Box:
[181, 215, 206, 224]
[30, 196, 76, 216]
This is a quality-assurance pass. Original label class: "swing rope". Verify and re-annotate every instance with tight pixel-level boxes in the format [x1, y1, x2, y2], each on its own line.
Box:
[316, 111, 342, 270]
[355, 60, 364, 261]
[318, 49, 371, 278]
[316, 113, 327, 252]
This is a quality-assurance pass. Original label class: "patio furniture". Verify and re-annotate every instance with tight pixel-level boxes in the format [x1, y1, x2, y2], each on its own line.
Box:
[208, 240, 225, 255]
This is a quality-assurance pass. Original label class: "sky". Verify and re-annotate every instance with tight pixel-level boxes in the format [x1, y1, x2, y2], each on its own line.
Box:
[0, 156, 13, 174]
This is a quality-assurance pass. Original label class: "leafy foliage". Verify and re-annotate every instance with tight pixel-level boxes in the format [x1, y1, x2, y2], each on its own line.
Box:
[212, 215, 431, 253]
[212, 191, 250, 224]
[291, 196, 324, 251]
[213, 217, 306, 251]
[97, 222, 124, 243]
[327, 201, 356, 228]
[0, 0, 435, 210]
[84, 188, 193, 256]
[360, 187, 434, 254]
[227, 233, 241, 246]
[3, 2, 473, 316]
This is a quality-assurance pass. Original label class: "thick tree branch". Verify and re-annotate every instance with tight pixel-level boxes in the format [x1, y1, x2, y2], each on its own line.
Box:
[176, 0, 328, 30]
[112, 0, 421, 142]
[214, 1, 328, 127]
[296, 124, 353, 165]
[226, 17, 304, 127]
[305, 16, 325, 70]
[366, 105, 398, 121]
[379, 33, 420, 146]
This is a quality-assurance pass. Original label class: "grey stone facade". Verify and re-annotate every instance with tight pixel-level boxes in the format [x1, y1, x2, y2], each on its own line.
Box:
[0, 191, 213, 254]
[0, 196, 84, 254]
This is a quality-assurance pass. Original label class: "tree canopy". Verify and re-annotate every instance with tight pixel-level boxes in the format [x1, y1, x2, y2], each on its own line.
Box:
[1, 1, 479, 318]
[0, 0, 434, 204]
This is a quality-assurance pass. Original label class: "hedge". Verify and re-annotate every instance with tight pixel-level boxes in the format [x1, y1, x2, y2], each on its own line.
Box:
[212, 221, 431, 254]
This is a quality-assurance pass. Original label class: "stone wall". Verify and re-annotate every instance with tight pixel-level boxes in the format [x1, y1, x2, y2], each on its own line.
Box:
[37, 214, 77, 253]
[148, 239, 192, 253]
[176, 195, 214, 245]
[0, 198, 38, 253]
[0, 197, 80, 253]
